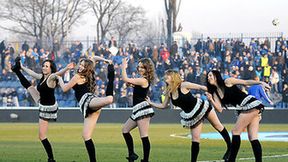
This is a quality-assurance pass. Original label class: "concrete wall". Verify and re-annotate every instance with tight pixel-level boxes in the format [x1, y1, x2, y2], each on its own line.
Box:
[1, 107, 288, 124]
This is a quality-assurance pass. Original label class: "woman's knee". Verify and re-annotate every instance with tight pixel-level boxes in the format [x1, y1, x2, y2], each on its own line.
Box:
[192, 134, 201, 142]
[38, 132, 46, 140]
[231, 128, 242, 135]
[82, 132, 91, 140]
[212, 122, 224, 131]
[121, 127, 127, 133]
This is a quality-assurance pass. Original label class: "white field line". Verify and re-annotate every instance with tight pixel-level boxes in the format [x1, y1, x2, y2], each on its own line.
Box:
[170, 134, 288, 161]
[198, 154, 288, 162]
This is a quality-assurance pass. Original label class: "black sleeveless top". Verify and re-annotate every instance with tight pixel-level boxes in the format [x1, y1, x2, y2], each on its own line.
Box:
[73, 83, 89, 102]
[218, 85, 249, 107]
[133, 84, 150, 106]
[37, 76, 56, 105]
[170, 87, 198, 113]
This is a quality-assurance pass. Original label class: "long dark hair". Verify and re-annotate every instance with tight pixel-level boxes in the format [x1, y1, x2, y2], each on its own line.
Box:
[42, 59, 57, 73]
[206, 70, 225, 94]
[77, 59, 96, 93]
[138, 58, 155, 84]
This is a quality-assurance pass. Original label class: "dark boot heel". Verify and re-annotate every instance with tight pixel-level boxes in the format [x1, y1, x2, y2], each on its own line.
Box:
[126, 152, 138, 162]
[11, 57, 21, 72]
[223, 148, 231, 161]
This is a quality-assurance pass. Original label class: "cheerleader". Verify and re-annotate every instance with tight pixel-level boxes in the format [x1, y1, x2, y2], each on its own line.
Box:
[121, 58, 155, 162]
[12, 57, 73, 162]
[57, 56, 114, 162]
[206, 70, 270, 162]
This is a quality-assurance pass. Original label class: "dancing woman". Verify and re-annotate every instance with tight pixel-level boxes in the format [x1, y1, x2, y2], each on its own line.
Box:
[206, 70, 270, 162]
[121, 58, 155, 162]
[56, 56, 114, 162]
[12, 57, 73, 162]
[145, 69, 231, 162]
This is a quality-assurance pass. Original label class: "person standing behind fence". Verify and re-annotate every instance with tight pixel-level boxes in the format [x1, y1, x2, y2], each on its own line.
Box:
[11, 57, 73, 162]
[145, 69, 231, 162]
[206, 70, 270, 162]
[56, 56, 115, 162]
[121, 58, 155, 162]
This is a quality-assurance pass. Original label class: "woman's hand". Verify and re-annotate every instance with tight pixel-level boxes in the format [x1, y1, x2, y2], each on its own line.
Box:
[145, 96, 152, 105]
[66, 62, 76, 70]
[205, 92, 213, 101]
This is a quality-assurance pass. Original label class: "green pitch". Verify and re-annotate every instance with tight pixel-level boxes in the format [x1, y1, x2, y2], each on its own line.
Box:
[0, 123, 287, 162]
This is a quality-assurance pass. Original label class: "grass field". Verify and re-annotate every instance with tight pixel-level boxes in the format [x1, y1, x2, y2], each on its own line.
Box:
[0, 123, 287, 162]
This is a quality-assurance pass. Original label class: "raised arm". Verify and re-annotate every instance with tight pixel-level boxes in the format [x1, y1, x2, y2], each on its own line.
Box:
[57, 74, 79, 92]
[146, 94, 170, 109]
[121, 58, 148, 87]
[91, 55, 112, 64]
[21, 64, 42, 79]
[225, 77, 270, 90]
[55, 62, 75, 76]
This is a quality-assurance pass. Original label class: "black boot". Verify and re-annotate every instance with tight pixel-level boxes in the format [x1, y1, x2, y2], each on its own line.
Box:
[11, 57, 21, 72]
[48, 159, 56, 162]
[223, 149, 231, 161]
[218, 127, 231, 161]
[126, 152, 139, 162]
[107, 64, 115, 80]
[141, 159, 149, 162]
[106, 64, 115, 96]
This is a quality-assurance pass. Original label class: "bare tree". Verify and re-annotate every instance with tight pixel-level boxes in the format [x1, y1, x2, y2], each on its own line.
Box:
[172, 0, 181, 33]
[138, 21, 162, 47]
[89, 0, 121, 44]
[46, 0, 88, 47]
[109, 3, 146, 46]
[0, 0, 87, 48]
[164, 0, 181, 48]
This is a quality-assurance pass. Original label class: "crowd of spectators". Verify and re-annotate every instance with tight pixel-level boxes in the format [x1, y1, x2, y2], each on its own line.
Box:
[1, 36, 288, 108]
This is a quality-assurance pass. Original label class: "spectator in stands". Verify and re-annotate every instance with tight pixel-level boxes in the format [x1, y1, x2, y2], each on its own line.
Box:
[11, 57, 73, 162]
[146, 69, 231, 162]
[0, 40, 6, 70]
[56, 56, 114, 162]
[248, 76, 273, 106]
[270, 67, 280, 94]
[121, 58, 155, 162]
[108, 36, 117, 48]
[282, 83, 288, 108]
[206, 70, 270, 162]
[22, 41, 29, 52]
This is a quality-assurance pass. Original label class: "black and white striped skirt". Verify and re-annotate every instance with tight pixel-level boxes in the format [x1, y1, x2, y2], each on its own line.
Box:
[79, 93, 99, 118]
[39, 102, 58, 121]
[234, 95, 264, 114]
[180, 98, 212, 128]
[130, 101, 154, 121]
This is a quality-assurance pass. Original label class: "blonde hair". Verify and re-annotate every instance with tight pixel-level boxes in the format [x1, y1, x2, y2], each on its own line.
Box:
[164, 69, 182, 94]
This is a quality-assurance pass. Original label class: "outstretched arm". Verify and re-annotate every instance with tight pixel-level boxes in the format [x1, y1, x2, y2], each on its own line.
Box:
[91, 56, 112, 64]
[181, 81, 207, 91]
[146, 94, 170, 109]
[55, 62, 75, 76]
[21, 64, 42, 80]
[57, 74, 79, 92]
[225, 77, 270, 90]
